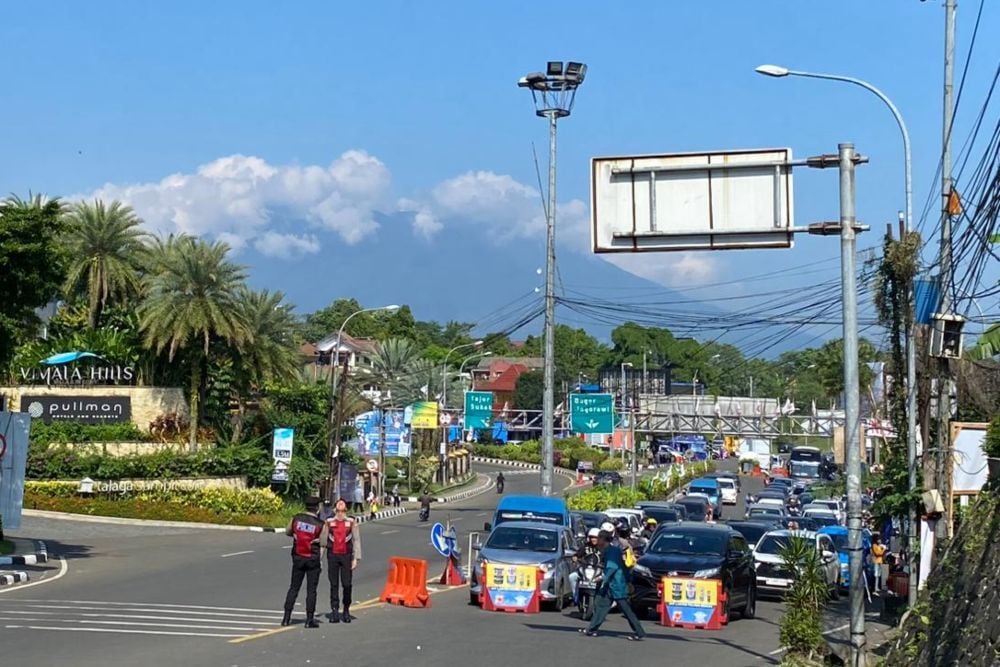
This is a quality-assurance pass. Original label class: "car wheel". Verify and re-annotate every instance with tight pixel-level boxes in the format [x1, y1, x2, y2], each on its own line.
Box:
[552, 580, 565, 612]
[721, 584, 731, 624]
[740, 583, 756, 619]
[828, 576, 840, 601]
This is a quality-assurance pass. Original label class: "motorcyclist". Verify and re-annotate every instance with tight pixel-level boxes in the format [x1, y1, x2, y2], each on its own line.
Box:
[418, 489, 432, 521]
[496, 472, 505, 494]
[611, 518, 638, 565]
[568, 527, 605, 608]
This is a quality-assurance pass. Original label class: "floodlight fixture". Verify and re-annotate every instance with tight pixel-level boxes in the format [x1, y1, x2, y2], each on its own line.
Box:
[518, 59, 587, 118]
[547, 61, 564, 76]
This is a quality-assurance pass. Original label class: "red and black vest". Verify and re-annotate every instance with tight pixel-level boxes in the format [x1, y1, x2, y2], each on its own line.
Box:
[326, 517, 355, 556]
[291, 513, 323, 559]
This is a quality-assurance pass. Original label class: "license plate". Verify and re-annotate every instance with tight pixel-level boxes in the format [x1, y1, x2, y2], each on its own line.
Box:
[763, 578, 789, 587]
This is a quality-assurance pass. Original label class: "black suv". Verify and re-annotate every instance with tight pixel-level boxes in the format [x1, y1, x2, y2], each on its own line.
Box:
[593, 471, 623, 486]
[629, 523, 757, 621]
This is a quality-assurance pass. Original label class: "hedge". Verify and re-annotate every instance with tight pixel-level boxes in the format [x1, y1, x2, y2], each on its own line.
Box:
[566, 460, 716, 512]
[25, 481, 284, 516]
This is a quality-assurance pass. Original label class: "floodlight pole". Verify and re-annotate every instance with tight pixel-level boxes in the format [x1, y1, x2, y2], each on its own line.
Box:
[540, 108, 559, 497]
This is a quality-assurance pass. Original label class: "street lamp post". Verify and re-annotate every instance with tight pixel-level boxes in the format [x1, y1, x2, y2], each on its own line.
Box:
[519, 61, 586, 496]
[442, 341, 484, 408]
[756, 63, 918, 609]
[621, 362, 633, 468]
[325, 304, 400, 503]
[460, 351, 493, 392]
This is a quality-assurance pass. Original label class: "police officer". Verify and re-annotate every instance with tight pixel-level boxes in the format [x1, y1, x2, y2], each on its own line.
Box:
[325, 498, 362, 623]
[282, 496, 327, 628]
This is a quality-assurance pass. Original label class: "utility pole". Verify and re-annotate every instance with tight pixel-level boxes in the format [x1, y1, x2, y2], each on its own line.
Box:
[839, 143, 866, 667]
[327, 354, 350, 503]
[932, 0, 958, 545]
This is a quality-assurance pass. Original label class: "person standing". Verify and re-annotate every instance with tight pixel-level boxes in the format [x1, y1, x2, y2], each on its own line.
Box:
[367, 490, 379, 520]
[579, 532, 646, 641]
[282, 497, 327, 628]
[496, 472, 505, 494]
[871, 534, 887, 594]
[318, 499, 334, 522]
[324, 498, 362, 623]
[391, 483, 401, 508]
[353, 484, 364, 513]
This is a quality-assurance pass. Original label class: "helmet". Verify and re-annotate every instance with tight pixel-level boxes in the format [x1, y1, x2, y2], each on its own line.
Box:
[600, 521, 616, 534]
[614, 517, 630, 536]
[645, 517, 658, 526]
[587, 527, 601, 539]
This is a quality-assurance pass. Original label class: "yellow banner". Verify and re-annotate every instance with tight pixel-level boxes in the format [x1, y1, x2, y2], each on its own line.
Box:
[410, 401, 439, 429]
[485, 564, 536, 592]
[662, 576, 717, 608]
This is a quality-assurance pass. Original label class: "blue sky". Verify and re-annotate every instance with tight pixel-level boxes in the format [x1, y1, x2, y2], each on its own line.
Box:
[1, 1, 996, 351]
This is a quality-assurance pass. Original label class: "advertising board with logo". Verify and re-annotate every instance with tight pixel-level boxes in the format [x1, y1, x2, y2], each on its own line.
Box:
[271, 428, 294, 483]
[660, 576, 724, 629]
[21, 396, 131, 424]
[481, 564, 541, 613]
[352, 410, 409, 457]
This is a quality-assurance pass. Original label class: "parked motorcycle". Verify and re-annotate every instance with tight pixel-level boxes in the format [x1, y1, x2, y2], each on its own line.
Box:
[575, 554, 604, 619]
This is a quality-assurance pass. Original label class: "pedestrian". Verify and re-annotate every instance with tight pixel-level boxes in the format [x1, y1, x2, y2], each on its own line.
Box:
[579, 531, 646, 641]
[367, 490, 379, 520]
[324, 498, 362, 623]
[318, 499, 334, 522]
[353, 485, 364, 513]
[871, 535, 887, 594]
[282, 496, 327, 628]
[391, 483, 401, 508]
[496, 471, 505, 494]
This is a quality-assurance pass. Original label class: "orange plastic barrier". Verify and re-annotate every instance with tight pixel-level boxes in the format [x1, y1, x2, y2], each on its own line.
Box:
[751, 465, 763, 477]
[439, 553, 466, 586]
[771, 468, 789, 478]
[379, 557, 431, 608]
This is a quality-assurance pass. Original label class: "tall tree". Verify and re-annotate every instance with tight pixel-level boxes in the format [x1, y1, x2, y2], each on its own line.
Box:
[0, 194, 67, 367]
[139, 236, 249, 450]
[63, 200, 149, 328]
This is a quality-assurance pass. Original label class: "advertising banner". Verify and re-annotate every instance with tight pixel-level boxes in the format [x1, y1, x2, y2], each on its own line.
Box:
[338, 463, 359, 502]
[271, 428, 294, 483]
[481, 564, 541, 613]
[353, 410, 408, 457]
[410, 401, 439, 429]
[0, 412, 32, 531]
[21, 395, 131, 424]
[660, 576, 724, 629]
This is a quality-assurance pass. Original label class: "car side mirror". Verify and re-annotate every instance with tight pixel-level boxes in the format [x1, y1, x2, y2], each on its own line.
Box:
[472, 543, 482, 552]
[822, 550, 835, 561]
[483, 522, 492, 532]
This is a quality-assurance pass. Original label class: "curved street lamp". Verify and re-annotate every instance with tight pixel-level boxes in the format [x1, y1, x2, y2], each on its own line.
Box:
[442, 340, 483, 407]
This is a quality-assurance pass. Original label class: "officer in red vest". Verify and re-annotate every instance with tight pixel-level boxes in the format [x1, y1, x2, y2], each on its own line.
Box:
[325, 498, 362, 623]
[282, 496, 328, 628]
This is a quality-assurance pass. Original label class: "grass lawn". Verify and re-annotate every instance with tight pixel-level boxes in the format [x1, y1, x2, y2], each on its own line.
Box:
[0, 539, 14, 556]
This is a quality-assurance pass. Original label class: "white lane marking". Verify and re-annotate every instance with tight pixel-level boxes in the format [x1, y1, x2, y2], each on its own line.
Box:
[11, 599, 284, 614]
[450, 517, 464, 522]
[8, 604, 282, 619]
[0, 556, 67, 595]
[768, 623, 850, 655]
[0, 609, 276, 625]
[3, 624, 243, 638]
[281, 545, 292, 549]
[476, 512, 488, 516]
[0, 616, 271, 631]
[380, 530, 399, 535]
[220, 550, 254, 558]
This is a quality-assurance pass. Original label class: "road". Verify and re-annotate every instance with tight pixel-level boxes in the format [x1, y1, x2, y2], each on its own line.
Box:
[0, 464, 812, 667]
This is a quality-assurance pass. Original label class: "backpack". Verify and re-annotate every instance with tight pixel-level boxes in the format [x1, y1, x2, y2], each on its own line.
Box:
[622, 545, 637, 569]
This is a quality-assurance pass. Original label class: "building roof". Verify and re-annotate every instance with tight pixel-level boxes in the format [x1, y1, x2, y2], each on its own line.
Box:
[300, 342, 319, 357]
[477, 364, 528, 392]
[314, 332, 379, 355]
[475, 356, 544, 371]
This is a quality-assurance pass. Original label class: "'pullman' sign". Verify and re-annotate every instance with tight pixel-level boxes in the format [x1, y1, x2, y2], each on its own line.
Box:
[21, 396, 132, 424]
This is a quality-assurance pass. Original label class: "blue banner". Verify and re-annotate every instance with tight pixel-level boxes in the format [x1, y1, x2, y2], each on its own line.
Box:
[352, 410, 408, 456]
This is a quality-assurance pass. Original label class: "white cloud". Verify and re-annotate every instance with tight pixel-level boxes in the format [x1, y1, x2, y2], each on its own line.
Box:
[81, 150, 392, 254]
[253, 232, 321, 259]
[605, 252, 717, 287]
[397, 197, 442, 238]
[431, 171, 547, 239]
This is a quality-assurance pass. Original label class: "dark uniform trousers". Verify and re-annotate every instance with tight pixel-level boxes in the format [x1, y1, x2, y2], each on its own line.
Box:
[284, 554, 321, 615]
[328, 553, 353, 611]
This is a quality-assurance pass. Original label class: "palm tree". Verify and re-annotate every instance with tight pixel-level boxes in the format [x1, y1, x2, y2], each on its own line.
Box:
[63, 200, 149, 328]
[139, 236, 249, 450]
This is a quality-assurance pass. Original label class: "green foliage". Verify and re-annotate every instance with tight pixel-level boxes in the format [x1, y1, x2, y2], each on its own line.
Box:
[567, 486, 645, 512]
[984, 415, 1000, 459]
[514, 370, 544, 410]
[29, 421, 148, 445]
[597, 458, 624, 471]
[0, 194, 69, 367]
[521, 324, 608, 386]
[778, 535, 827, 660]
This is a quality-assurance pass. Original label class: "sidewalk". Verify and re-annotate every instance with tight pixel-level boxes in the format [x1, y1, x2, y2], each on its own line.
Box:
[822, 593, 899, 663]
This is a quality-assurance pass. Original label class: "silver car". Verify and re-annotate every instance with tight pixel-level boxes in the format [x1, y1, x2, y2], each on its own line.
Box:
[470, 521, 574, 610]
[752, 529, 841, 599]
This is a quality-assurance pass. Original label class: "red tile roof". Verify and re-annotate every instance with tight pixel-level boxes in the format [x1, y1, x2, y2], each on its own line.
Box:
[477, 363, 528, 392]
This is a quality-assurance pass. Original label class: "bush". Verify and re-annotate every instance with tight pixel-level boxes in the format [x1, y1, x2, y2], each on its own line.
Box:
[29, 421, 149, 445]
[598, 458, 624, 471]
[25, 481, 284, 515]
[778, 535, 827, 661]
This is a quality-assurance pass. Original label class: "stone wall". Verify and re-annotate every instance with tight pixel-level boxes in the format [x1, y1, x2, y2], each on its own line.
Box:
[60, 441, 207, 457]
[0, 386, 188, 433]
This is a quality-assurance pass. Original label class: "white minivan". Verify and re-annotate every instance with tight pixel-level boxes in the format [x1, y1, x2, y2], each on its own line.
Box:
[717, 477, 738, 505]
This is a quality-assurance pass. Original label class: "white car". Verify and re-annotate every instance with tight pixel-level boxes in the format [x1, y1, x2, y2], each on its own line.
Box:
[811, 499, 844, 523]
[755, 497, 785, 510]
[717, 478, 738, 505]
[803, 507, 840, 525]
[604, 508, 642, 535]
[752, 529, 841, 598]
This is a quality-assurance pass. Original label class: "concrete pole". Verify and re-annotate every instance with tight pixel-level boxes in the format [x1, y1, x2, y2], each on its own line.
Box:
[540, 110, 558, 497]
[839, 142, 866, 667]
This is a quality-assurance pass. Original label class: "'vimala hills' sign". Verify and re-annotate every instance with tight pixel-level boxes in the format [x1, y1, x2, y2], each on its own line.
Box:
[18, 351, 136, 386]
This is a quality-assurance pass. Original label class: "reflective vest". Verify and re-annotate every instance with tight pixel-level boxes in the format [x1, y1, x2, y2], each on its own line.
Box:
[291, 513, 323, 559]
[327, 518, 355, 556]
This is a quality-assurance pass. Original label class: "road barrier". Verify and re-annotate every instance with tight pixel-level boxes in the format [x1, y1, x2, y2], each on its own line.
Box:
[657, 576, 726, 630]
[439, 552, 466, 586]
[379, 557, 431, 608]
[480, 564, 542, 613]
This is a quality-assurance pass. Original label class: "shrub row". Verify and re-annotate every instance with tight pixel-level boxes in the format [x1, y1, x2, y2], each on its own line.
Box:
[566, 460, 716, 512]
[25, 481, 284, 516]
[473, 438, 618, 470]
[29, 421, 150, 445]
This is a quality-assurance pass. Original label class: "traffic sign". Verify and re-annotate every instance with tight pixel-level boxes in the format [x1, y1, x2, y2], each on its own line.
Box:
[430, 522, 457, 557]
[464, 391, 493, 429]
[365, 459, 379, 473]
[570, 393, 615, 433]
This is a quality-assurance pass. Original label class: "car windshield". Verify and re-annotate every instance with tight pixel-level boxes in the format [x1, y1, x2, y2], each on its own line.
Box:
[496, 510, 563, 525]
[648, 531, 727, 556]
[718, 479, 735, 489]
[731, 524, 770, 545]
[810, 516, 839, 528]
[755, 534, 798, 555]
[690, 485, 717, 496]
[578, 514, 605, 529]
[644, 508, 681, 523]
[825, 533, 848, 550]
[750, 508, 780, 519]
[485, 527, 559, 553]
[677, 502, 707, 521]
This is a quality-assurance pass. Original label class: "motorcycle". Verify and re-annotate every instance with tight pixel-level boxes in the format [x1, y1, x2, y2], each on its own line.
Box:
[575, 554, 604, 619]
[419, 506, 430, 522]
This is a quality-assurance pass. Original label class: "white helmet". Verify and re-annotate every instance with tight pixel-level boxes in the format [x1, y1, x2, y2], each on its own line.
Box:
[587, 527, 601, 538]
[600, 521, 616, 534]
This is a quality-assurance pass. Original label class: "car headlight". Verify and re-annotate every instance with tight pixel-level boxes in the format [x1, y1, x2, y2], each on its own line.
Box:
[693, 567, 720, 579]
[538, 562, 554, 573]
[632, 564, 653, 578]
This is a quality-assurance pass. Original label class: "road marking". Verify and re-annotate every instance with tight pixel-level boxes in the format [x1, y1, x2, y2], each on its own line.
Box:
[229, 624, 296, 643]
[0, 609, 274, 624]
[0, 616, 271, 631]
[476, 512, 488, 516]
[281, 545, 292, 549]
[0, 556, 67, 595]
[450, 517, 464, 522]
[4, 624, 243, 638]
[220, 550, 254, 558]
[380, 530, 399, 535]
[768, 623, 850, 655]
[12, 599, 284, 614]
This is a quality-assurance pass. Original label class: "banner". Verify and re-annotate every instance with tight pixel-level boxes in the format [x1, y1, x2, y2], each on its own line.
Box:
[0, 412, 32, 531]
[353, 410, 407, 456]
[661, 576, 723, 628]
[338, 463, 359, 502]
[271, 428, 294, 483]
[410, 401, 439, 429]
[483, 564, 540, 612]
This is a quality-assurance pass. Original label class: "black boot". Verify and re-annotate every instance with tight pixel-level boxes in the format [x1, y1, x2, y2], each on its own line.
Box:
[281, 610, 292, 626]
[329, 609, 340, 623]
[342, 607, 352, 623]
[305, 614, 319, 629]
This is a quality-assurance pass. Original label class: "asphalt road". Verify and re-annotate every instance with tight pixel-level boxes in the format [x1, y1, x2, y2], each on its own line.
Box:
[0, 463, 825, 667]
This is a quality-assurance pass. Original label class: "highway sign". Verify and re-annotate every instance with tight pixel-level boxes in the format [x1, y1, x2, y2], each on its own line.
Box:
[464, 391, 493, 429]
[570, 393, 615, 433]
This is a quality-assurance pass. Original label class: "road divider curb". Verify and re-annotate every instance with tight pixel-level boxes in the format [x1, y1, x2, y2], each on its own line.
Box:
[471, 456, 577, 479]
[0, 540, 48, 566]
[352, 507, 407, 524]
[0, 571, 29, 586]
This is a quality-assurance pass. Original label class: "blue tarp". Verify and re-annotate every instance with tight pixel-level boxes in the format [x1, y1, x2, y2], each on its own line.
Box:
[915, 277, 940, 325]
[491, 421, 508, 444]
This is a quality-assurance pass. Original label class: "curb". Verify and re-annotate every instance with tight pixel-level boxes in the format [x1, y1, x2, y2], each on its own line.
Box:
[404, 473, 494, 505]
[350, 507, 407, 524]
[472, 456, 578, 478]
[0, 571, 29, 586]
[22, 509, 287, 532]
[0, 541, 48, 566]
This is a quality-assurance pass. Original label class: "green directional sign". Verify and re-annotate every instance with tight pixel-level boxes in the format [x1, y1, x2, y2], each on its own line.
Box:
[570, 393, 615, 434]
[464, 391, 494, 428]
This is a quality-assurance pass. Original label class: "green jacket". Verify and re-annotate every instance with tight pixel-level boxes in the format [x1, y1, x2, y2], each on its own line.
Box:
[599, 545, 629, 600]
